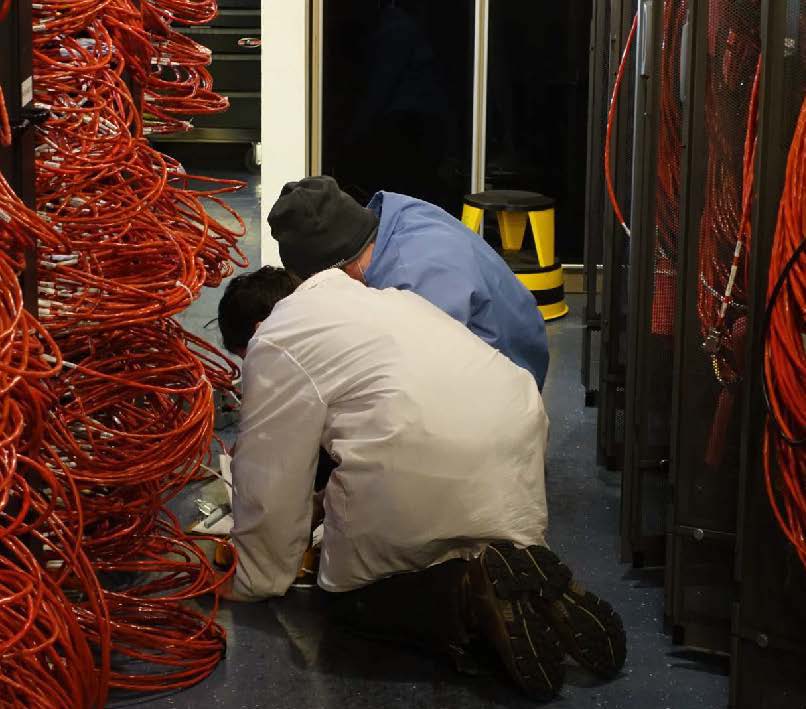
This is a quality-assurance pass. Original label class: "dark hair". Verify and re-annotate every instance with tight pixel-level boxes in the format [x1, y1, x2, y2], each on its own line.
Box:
[217, 267, 300, 353]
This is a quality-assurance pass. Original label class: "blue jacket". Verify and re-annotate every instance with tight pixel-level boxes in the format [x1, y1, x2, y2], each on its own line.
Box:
[363, 192, 549, 390]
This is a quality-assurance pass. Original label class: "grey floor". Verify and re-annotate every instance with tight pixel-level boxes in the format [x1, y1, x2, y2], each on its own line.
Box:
[137, 170, 729, 709]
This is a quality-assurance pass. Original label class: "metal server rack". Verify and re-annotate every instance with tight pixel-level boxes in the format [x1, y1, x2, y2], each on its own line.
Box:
[732, 1, 806, 705]
[581, 0, 610, 407]
[0, 0, 37, 312]
[153, 0, 261, 171]
[620, 0, 684, 569]
[597, 0, 637, 472]
[666, 0, 763, 652]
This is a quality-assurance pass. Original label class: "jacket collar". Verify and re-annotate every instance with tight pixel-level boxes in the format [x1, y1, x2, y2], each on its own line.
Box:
[297, 268, 348, 292]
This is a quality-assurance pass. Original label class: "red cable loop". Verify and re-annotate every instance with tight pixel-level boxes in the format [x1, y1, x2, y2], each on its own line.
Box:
[0, 86, 11, 147]
[604, 13, 638, 238]
[763, 96, 806, 567]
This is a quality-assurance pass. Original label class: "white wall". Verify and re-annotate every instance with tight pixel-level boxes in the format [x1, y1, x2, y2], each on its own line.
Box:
[260, 0, 308, 266]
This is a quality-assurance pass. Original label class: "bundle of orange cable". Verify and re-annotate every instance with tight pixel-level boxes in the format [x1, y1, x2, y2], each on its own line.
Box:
[1, 0, 246, 701]
[105, 0, 229, 135]
[32, 10, 247, 329]
[763, 95, 806, 568]
[0, 175, 112, 708]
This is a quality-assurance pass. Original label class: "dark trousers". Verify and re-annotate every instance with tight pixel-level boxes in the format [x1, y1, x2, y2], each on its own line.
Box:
[315, 448, 337, 492]
[326, 559, 472, 654]
[315, 452, 472, 658]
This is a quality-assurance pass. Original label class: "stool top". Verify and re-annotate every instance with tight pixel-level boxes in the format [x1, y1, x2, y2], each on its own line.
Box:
[464, 190, 555, 212]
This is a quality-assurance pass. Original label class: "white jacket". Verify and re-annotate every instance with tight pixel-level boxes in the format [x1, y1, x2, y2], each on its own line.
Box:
[231, 269, 549, 599]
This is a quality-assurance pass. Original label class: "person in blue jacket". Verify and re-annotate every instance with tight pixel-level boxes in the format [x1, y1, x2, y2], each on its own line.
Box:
[268, 176, 549, 390]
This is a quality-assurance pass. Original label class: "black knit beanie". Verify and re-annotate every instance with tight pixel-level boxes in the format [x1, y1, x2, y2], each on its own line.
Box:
[268, 176, 379, 279]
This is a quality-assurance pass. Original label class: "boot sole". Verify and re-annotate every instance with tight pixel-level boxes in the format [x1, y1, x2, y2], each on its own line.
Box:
[486, 543, 626, 680]
[477, 547, 564, 700]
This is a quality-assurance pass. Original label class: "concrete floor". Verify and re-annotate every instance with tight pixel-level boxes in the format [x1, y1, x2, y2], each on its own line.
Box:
[136, 171, 729, 709]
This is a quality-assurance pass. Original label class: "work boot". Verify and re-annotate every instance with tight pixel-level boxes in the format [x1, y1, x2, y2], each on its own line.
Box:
[468, 547, 565, 701]
[482, 542, 627, 680]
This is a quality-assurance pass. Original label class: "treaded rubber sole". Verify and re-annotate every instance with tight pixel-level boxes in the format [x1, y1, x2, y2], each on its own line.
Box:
[548, 585, 627, 679]
[487, 543, 627, 680]
[477, 546, 565, 701]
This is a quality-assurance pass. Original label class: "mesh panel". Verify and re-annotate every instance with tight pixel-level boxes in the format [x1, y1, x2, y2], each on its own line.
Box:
[675, 537, 733, 647]
[676, 0, 761, 532]
[669, 0, 763, 655]
[590, 327, 601, 392]
[651, 0, 687, 339]
[643, 0, 688, 457]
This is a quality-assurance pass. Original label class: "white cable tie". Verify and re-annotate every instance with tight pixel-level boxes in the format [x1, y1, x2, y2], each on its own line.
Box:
[41, 258, 78, 268]
[199, 462, 236, 493]
[42, 353, 78, 370]
[176, 280, 196, 301]
[724, 263, 739, 299]
[0, 208, 11, 223]
[621, 222, 631, 238]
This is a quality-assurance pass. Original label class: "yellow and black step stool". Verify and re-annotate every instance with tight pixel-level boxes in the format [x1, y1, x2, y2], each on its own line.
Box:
[461, 190, 568, 321]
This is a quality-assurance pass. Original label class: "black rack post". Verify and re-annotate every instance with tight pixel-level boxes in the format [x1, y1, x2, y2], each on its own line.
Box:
[731, 0, 806, 705]
[597, 0, 637, 472]
[0, 0, 37, 312]
[620, 0, 671, 568]
[581, 0, 611, 407]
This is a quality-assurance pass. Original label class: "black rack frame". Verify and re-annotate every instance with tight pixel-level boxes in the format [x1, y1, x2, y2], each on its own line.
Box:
[596, 0, 637, 473]
[581, 0, 610, 407]
[0, 0, 37, 312]
[620, 0, 674, 569]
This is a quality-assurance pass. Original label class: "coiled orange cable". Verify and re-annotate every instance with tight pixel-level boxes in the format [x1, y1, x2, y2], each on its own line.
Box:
[763, 95, 806, 568]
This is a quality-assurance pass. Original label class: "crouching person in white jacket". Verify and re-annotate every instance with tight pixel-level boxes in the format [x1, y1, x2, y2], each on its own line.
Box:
[216, 266, 626, 701]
